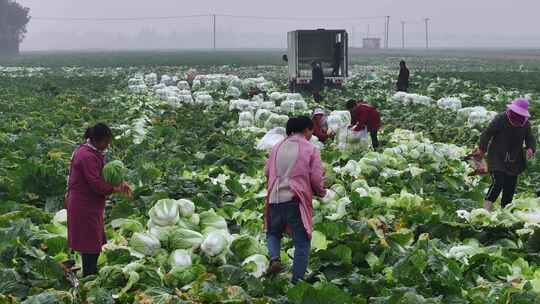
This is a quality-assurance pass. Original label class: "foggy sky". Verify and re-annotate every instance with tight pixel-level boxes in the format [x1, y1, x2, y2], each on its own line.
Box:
[16, 0, 540, 50]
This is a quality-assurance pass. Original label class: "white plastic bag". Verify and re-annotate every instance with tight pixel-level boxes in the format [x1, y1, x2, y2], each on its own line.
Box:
[256, 127, 286, 150]
[238, 111, 255, 128]
[327, 111, 351, 132]
[348, 128, 369, 143]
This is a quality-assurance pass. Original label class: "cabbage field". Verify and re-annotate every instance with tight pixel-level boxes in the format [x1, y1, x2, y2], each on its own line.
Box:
[3, 51, 540, 303]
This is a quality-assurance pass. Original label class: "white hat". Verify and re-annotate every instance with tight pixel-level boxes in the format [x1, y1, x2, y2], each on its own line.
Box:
[312, 108, 325, 116]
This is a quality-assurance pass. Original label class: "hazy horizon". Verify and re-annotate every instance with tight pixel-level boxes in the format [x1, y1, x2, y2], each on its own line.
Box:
[15, 0, 540, 51]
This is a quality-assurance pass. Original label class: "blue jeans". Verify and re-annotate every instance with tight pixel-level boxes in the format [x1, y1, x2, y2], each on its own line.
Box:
[267, 201, 311, 283]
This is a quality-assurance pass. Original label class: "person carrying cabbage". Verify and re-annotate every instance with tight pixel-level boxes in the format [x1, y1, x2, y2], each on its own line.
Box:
[65, 123, 132, 276]
[346, 99, 381, 149]
[311, 108, 334, 143]
[264, 116, 328, 283]
[474, 98, 535, 211]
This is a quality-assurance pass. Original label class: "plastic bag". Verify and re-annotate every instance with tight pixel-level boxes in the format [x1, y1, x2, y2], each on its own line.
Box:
[238, 111, 254, 128]
[256, 127, 286, 150]
[327, 111, 351, 132]
[348, 128, 369, 143]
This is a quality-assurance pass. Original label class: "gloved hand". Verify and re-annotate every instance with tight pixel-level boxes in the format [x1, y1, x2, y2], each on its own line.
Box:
[113, 181, 133, 198]
[472, 148, 485, 158]
[527, 148, 535, 160]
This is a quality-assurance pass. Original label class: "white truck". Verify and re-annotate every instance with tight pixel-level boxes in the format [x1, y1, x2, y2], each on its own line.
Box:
[286, 29, 348, 92]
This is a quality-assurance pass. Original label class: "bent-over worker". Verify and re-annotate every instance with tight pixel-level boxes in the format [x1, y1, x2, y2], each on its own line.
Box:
[311, 108, 333, 143]
[346, 99, 381, 149]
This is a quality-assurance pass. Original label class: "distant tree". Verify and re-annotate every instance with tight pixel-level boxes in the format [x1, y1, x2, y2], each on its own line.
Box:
[0, 0, 30, 56]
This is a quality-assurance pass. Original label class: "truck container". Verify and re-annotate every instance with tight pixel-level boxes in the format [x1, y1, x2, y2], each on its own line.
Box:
[286, 29, 348, 92]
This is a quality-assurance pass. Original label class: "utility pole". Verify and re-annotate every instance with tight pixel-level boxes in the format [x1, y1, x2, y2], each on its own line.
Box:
[385, 16, 390, 48]
[424, 18, 430, 49]
[401, 21, 405, 49]
[352, 26, 355, 48]
[383, 19, 387, 47]
[213, 14, 216, 50]
[386, 16, 390, 48]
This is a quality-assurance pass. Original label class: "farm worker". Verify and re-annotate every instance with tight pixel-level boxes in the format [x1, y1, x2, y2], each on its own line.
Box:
[396, 60, 410, 92]
[185, 69, 196, 87]
[264, 116, 327, 283]
[332, 41, 343, 76]
[346, 99, 382, 149]
[311, 108, 333, 143]
[311, 61, 324, 102]
[66, 123, 132, 277]
[474, 98, 535, 211]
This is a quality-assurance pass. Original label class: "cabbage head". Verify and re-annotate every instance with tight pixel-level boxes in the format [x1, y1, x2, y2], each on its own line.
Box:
[230, 235, 264, 260]
[149, 199, 180, 227]
[111, 218, 144, 236]
[242, 254, 269, 278]
[130, 232, 161, 256]
[164, 264, 206, 288]
[200, 209, 228, 232]
[176, 199, 195, 218]
[53, 209, 67, 224]
[102, 160, 127, 186]
[169, 250, 192, 269]
[201, 230, 230, 257]
[330, 184, 347, 197]
[189, 214, 200, 226]
[168, 228, 204, 250]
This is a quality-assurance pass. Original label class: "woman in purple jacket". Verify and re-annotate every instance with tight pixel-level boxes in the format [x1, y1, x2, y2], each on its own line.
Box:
[66, 123, 132, 276]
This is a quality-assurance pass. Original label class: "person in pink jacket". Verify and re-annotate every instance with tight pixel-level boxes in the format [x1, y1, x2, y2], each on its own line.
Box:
[264, 116, 327, 283]
[66, 123, 132, 276]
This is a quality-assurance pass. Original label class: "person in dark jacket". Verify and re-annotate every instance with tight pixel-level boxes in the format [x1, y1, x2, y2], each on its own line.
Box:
[396, 60, 410, 92]
[332, 42, 342, 76]
[311, 61, 324, 102]
[346, 99, 381, 149]
[475, 98, 536, 211]
[66, 123, 132, 276]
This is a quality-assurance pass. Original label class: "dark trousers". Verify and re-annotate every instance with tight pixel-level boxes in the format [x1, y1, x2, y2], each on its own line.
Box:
[311, 86, 323, 102]
[267, 201, 310, 283]
[313, 92, 323, 102]
[370, 129, 379, 149]
[397, 85, 408, 92]
[485, 171, 518, 207]
[82, 253, 100, 277]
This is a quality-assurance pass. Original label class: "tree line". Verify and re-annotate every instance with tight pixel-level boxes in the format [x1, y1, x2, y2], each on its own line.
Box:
[0, 0, 30, 56]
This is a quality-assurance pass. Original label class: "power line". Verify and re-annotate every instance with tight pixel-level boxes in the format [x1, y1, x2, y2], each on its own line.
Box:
[32, 14, 210, 21]
[32, 13, 386, 22]
[219, 14, 385, 21]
